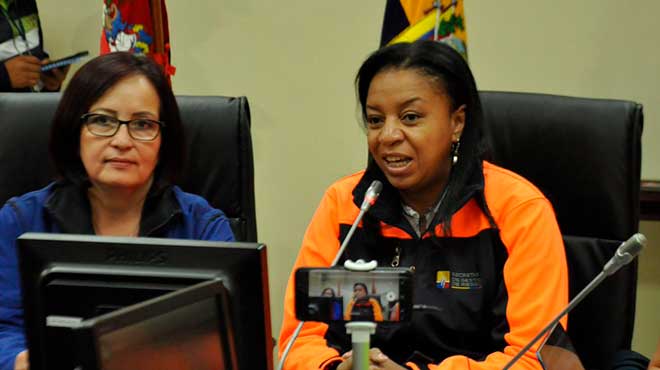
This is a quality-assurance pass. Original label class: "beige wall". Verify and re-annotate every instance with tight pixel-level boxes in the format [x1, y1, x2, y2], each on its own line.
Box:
[37, 0, 659, 359]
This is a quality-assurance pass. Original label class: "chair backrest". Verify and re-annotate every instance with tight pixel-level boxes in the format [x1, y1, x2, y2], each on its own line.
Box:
[0, 93, 257, 242]
[480, 91, 643, 370]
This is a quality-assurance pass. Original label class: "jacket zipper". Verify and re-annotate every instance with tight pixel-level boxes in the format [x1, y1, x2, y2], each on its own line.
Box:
[145, 210, 180, 236]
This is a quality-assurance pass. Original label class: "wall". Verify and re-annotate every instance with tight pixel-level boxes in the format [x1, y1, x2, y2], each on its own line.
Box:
[37, 0, 659, 359]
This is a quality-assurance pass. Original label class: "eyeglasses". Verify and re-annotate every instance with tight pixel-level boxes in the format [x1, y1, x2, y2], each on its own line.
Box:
[81, 113, 165, 141]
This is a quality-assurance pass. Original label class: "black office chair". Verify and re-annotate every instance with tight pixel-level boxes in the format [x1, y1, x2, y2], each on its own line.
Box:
[0, 93, 257, 242]
[480, 91, 643, 370]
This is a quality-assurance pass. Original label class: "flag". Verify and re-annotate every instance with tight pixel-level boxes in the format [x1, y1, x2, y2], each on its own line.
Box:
[100, 0, 175, 76]
[380, 0, 467, 60]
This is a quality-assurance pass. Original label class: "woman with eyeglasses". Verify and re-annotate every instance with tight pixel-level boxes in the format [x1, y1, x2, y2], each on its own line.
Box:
[0, 52, 234, 370]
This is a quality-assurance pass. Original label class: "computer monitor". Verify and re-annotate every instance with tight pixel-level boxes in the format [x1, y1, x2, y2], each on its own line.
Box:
[17, 232, 273, 370]
[74, 278, 236, 370]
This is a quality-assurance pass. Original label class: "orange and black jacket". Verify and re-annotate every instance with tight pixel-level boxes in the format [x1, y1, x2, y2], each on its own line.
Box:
[279, 161, 568, 370]
[344, 297, 384, 322]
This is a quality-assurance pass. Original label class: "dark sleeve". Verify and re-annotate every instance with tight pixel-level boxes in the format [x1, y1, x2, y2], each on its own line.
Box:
[35, 12, 50, 61]
[32, 0, 48, 59]
[0, 61, 13, 91]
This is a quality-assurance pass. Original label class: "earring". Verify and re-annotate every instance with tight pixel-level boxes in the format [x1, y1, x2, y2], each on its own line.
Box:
[451, 140, 460, 165]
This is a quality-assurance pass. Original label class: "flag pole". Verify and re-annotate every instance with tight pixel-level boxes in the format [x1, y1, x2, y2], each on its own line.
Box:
[150, 0, 165, 55]
[149, 0, 174, 81]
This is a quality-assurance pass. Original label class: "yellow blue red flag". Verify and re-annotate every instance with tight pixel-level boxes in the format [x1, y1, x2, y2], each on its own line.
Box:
[380, 0, 467, 60]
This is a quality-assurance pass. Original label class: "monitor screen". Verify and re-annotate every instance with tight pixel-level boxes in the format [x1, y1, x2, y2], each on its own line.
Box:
[17, 232, 273, 370]
[74, 279, 235, 370]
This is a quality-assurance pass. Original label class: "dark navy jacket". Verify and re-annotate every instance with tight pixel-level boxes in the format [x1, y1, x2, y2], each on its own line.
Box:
[0, 182, 235, 370]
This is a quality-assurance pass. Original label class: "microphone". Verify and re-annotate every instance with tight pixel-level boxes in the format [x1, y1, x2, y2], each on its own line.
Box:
[502, 233, 646, 370]
[277, 180, 383, 370]
[603, 233, 646, 276]
[360, 180, 384, 211]
[337, 180, 383, 265]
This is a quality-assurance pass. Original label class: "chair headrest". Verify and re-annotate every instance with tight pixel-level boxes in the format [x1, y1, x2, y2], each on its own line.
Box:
[480, 91, 643, 240]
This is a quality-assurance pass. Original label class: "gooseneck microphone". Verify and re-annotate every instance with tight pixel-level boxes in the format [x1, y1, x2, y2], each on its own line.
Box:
[603, 233, 646, 276]
[332, 180, 383, 266]
[277, 180, 383, 370]
[502, 233, 647, 370]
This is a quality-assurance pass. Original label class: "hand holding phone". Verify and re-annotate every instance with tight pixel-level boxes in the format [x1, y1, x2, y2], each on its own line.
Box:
[41, 51, 89, 72]
[5, 55, 41, 88]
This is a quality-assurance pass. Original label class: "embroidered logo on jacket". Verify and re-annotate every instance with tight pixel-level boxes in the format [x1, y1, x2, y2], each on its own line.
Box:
[436, 271, 451, 288]
[436, 271, 482, 290]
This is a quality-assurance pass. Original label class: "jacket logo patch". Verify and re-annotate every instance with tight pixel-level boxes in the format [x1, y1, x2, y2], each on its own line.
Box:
[436, 271, 481, 290]
[436, 271, 451, 288]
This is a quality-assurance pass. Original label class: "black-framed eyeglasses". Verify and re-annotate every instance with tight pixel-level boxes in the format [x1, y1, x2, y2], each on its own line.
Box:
[80, 113, 165, 141]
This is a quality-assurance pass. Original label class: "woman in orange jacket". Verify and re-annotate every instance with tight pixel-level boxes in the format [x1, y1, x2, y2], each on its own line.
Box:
[279, 40, 568, 370]
[343, 283, 384, 322]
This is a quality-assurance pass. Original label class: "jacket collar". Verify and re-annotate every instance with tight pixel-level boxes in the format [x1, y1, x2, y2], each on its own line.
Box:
[44, 180, 182, 236]
[352, 159, 485, 236]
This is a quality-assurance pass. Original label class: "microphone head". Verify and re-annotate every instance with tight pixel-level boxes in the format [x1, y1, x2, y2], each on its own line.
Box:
[620, 233, 646, 258]
[367, 180, 383, 198]
[605, 232, 647, 276]
[361, 180, 383, 210]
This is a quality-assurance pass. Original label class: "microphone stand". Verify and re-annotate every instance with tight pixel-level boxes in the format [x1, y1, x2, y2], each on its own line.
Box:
[502, 269, 608, 370]
[345, 322, 377, 370]
[343, 259, 380, 370]
[503, 233, 647, 370]
[276, 181, 383, 370]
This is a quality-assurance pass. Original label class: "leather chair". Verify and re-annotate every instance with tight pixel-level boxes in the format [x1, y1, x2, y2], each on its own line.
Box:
[0, 93, 257, 242]
[480, 91, 643, 370]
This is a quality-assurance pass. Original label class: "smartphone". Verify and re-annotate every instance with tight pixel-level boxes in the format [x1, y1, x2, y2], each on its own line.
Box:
[41, 51, 90, 72]
[295, 267, 414, 323]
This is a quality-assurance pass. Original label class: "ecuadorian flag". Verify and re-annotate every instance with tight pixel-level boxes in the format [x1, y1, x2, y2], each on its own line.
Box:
[380, 0, 467, 60]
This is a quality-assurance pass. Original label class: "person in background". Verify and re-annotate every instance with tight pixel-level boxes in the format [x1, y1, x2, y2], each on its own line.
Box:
[0, 0, 68, 91]
[320, 287, 343, 320]
[278, 40, 568, 370]
[343, 282, 383, 322]
[0, 52, 234, 370]
[321, 287, 336, 297]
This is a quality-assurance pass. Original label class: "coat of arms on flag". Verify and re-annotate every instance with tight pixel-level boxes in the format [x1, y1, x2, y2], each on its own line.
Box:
[381, 0, 467, 60]
[101, 0, 175, 77]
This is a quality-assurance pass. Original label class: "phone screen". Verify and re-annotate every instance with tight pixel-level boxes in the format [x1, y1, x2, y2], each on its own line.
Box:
[41, 51, 90, 72]
[295, 268, 413, 323]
